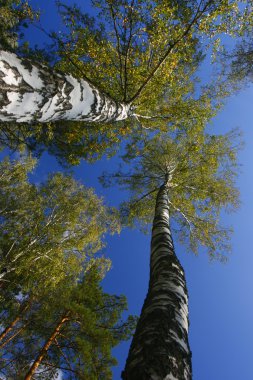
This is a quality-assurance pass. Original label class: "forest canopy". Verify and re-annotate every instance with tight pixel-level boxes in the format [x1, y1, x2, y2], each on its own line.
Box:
[0, 0, 251, 379]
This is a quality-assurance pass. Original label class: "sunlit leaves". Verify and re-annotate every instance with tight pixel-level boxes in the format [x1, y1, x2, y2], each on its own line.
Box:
[102, 129, 241, 260]
[1, 1, 251, 165]
[0, 156, 138, 379]
[56, 0, 201, 106]
[0, 0, 38, 50]
[0, 156, 120, 292]
[55, 0, 251, 108]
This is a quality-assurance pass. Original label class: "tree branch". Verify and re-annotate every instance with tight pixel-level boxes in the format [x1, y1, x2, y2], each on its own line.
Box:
[123, 0, 135, 102]
[168, 199, 193, 233]
[109, 4, 124, 92]
[127, 0, 214, 103]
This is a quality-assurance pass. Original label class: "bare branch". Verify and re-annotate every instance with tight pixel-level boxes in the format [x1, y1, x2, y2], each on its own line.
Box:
[168, 199, 193, 233]
[132, 187, 159, 205]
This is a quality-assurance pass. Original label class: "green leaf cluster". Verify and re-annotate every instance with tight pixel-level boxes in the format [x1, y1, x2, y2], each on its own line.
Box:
[0, 156, 120, 292]
[0, 0, 38, 50]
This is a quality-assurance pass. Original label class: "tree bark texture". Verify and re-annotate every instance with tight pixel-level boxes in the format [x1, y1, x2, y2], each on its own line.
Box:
[122, 185, 192, 380]
[0, 51, 130, 123]
[24, 312, 70, 380]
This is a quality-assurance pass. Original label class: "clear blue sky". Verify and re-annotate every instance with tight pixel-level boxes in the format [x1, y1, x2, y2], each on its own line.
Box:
[18, 1, 253, 379]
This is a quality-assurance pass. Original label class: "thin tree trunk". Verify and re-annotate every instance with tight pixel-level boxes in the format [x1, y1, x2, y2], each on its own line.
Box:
[0, 299, 30, 343]
[24, 312, 70, 380]
[0, 51, 130, 123]
[122, 185, 192, 380]
[0, 324, 27, 349]
[0, 314, 22, 343]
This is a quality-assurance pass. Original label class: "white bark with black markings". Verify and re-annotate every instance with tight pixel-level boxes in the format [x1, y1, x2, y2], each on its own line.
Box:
[0, 51, 130, 123]
[122, 185, 192, 380]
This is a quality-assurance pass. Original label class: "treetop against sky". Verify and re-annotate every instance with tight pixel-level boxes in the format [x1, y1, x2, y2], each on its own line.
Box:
[101, 130, 241, 259]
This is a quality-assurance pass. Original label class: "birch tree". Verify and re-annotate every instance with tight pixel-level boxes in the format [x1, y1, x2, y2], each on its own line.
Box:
[101, 131, 241, 379]
[0, 156, 120, 290]
[0, 0, 250, 163]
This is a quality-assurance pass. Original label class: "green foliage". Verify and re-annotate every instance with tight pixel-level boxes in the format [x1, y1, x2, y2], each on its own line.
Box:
[0, 268, 137, 379]
[219, 38, 253, 86]
[0, 121, 137, 166]
[0, 0, 38, 50]
[1, 0, 250, 165]
[0, 156, 136, 379]
[204, 1, 253, 91]
[0, 155, 120, 293]
[56, 0, 248, 104]
[101, 129, 241, 260]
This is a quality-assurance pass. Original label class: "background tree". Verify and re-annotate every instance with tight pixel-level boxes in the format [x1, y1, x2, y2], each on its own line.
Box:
[0, 155, 137, 379]
[101, 130, 241, 379]
[1, 267, 136, 380]
[0, 156, 119, 288]
[203, 0, 253, 94]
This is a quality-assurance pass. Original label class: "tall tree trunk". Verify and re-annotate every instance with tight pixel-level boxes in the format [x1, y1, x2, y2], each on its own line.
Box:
[0, 51, 130, 123]
[122, 185, 192, 380]
[24, 312, 70, 380]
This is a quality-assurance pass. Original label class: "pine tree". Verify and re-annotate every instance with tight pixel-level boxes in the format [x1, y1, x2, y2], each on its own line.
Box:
[1, 267, 137, 379]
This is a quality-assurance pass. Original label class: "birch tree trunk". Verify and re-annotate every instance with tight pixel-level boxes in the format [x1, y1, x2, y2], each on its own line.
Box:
[0, 51, 130, 123]
[24, 312, 70, 380]
[122, 185, 192, 380]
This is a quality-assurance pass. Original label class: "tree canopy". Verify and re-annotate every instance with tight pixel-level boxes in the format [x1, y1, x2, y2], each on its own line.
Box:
[0, 156, 119, 290]
[0, 0, 251, 164]
[0, 155, 137, 379]
[0, 1, 250, 378]
[101, 129, 241, 260]
[0, 0, 37, 51]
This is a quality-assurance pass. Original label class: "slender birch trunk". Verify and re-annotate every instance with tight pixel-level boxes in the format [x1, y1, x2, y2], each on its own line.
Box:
[24, 312, 70, 380]
[0, 51, 130, 123]
[122, 184, 192, 380]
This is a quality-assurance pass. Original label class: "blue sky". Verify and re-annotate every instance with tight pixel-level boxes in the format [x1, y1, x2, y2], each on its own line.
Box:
[14, 1, 253, 379]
